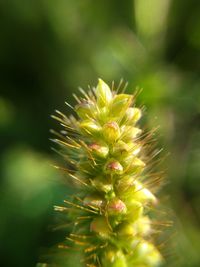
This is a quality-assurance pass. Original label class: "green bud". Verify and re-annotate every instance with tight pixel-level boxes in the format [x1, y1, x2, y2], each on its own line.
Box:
[132, 181, 157, 204]
[133, 216, 151, 236]
[117, 222, 135, 237]
[103, 121, 120, 143]
[146, 249, 163, 266]
[97, 106, 109, 122]
[124, 107, 142, 124]
[75, 100, 95, 119]
[102, 248, 116, 264]
[124, 156, 145, 167]
[126, 200, 143, 222]
[104, 159, 123, 175]
[96, 78, 112, 107]
[107, 198, 127, 215]
[90, 217, 111, 238]
[109, 94, 132, 117]
[88, 143, 109, 158]
[131, 143, 141, 156]
[113, 141, 130, 157]
[113, 142, 141, 162]
[133, 241, 163, 267]
[121, 126, 142, 141]
[83, 195, 104, 208]
[115, 176, 134, 193]
[102, 249, 127, 267]
[125, 157, 145, 175]
[91, 176, 113, 193]
[80, 120, 101, 135]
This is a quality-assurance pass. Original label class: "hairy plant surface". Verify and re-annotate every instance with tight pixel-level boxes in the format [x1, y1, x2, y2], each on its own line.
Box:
[50, 79, 164, 267]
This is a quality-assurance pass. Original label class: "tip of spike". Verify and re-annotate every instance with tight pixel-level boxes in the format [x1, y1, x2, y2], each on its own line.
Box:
[96, 78, 112, 107]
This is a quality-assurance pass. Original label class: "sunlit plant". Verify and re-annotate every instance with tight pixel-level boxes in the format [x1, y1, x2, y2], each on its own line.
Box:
[50, 79, 165, 267]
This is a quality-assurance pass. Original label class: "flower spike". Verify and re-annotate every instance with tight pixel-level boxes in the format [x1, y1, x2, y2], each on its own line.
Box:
[49, 79, 165, 267]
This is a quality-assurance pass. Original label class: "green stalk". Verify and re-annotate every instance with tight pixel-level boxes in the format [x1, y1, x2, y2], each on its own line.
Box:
[51, 79, 163, 267]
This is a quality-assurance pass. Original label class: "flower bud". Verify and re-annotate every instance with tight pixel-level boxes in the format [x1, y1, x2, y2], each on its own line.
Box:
[124, 107, 142, 124]
[96, 78, 112, 107]
[126, 200, 143, 222]
[147, 249, 163, 266]
[103, 121, 120, 143]
[132, 142, 141, 156]
[125, 157, 145, 175]
[112, 141, 130, 157]
[113, 142, 141, 162]
[133, 216, 151, 236]
[130, 157, 145, 167]
[88, 143, 109, 158]
[91, 176, 113, 193]
[109, 94, 132, 117]
[133, 241, 163, 266]
[83, 195, 104, 208]
[117, 222, 135, 237]
[97, 106, 109, 123]
[90, 217, 110, 238]
[104, 159, 123, 175]
[80, 120, 101, 135]
[121, 126, 142, 141]
[75, 100, 95, 119]
[107, 198, 127, 215]
[115, 176, 134, 193]
[102, 248, 127, 267]
[132, 181, 157, 204]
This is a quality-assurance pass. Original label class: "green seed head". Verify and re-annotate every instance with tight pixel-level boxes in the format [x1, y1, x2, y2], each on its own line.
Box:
[50, 79, 166, 267]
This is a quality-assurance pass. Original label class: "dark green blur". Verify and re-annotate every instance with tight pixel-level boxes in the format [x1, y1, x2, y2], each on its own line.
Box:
[0, 1, 200, 267]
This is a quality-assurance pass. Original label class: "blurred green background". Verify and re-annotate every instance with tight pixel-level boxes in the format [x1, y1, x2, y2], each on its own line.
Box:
[0, 1, 200, 266]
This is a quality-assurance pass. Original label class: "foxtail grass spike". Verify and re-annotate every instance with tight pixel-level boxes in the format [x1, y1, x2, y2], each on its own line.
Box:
[51, 79, 165, 267]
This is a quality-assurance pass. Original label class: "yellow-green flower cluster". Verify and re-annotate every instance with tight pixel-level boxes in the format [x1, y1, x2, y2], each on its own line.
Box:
[52, 79, 163, 267]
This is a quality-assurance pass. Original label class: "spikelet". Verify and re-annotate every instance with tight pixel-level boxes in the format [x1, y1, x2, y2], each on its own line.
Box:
[50, 79, 165, 267]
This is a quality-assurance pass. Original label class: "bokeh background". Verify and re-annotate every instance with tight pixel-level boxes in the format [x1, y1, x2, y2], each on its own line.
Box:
[0, 1, 200, 266]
